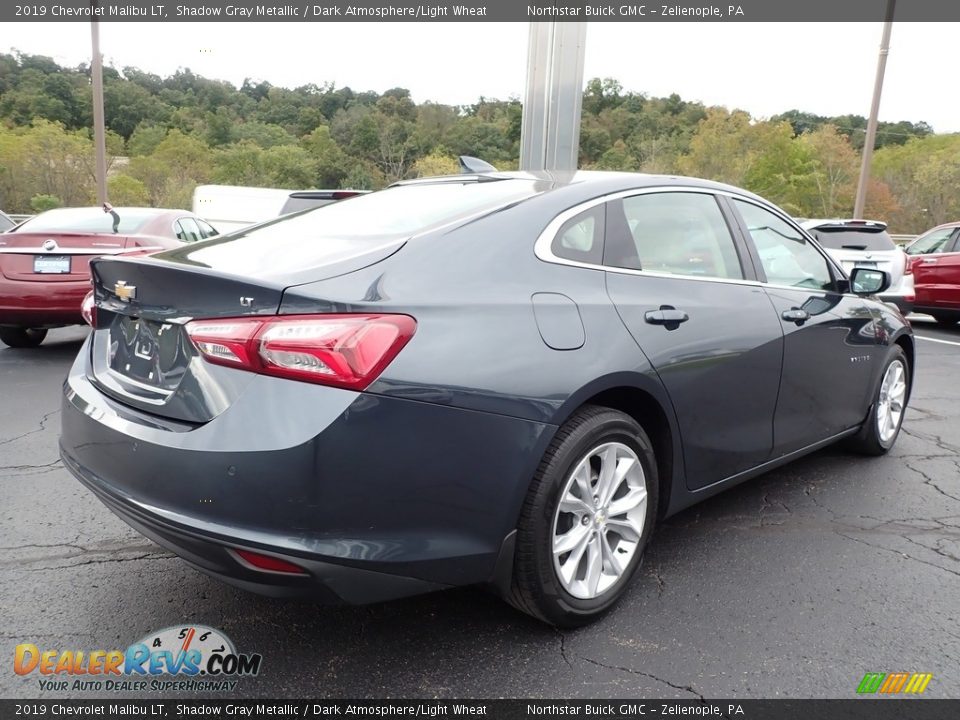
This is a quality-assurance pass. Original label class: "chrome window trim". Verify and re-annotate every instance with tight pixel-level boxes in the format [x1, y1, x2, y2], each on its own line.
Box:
[533, 185, 847, 294]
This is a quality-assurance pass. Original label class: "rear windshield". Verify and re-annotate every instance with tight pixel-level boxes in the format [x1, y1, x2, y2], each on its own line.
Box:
[160, 180, 542, 278]
[14, 208, 156, 234]
[809, 228, 895, 252]
[272, 180, 540, 236]
[0, 213, 14, 232]
[279, 197, 336, 215]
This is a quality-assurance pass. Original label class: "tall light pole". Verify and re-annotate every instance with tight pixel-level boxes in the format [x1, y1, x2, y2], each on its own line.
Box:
[853, 0, 896, 219]
[90, 1, 108, 204]
[519, 22, 587, 172]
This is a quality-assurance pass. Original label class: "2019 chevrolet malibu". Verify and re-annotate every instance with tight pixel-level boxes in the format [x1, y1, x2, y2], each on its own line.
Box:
[59, 172, 913, 626]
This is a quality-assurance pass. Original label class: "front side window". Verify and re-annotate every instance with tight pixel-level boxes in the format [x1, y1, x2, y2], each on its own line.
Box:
[906, 226, 956, 255]
[734, 200, 833, 291]
[605, 192, 743, 280]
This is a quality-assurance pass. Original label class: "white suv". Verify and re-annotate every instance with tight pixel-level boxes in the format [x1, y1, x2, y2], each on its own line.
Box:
[801, 219, 913, 314]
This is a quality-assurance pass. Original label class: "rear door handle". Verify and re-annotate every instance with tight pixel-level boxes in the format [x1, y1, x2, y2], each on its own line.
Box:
[644, 306, 689, 326]
[781, 308, 809, 324]
[921, 257, 938, 264]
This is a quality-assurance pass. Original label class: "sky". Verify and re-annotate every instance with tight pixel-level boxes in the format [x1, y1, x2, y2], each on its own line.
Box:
[8, 21, 959, 133]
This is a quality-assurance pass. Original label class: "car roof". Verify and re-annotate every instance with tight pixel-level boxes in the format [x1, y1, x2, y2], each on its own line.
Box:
[396, 170, 777, 208]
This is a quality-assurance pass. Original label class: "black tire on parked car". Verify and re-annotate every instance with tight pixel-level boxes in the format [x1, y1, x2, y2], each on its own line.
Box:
[508, 405, 658, 627]
[932, 313, 959, 327]
[847, 346, 910, 456]
[0, 327, 47, 348]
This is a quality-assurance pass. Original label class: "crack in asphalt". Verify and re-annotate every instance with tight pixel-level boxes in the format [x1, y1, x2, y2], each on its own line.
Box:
[901, 427, 960, 455]
[650, 567, 666, 599]
[903, 460, 960, 503]
[27, 552, 172, 571]
[0, 459, 61, 471]
[833, 530, 960, 580]
[0, 541, 169, 568]
[0, 409, 59, 448]
[578, 656, 706, 701]
[553, 628, 574, 670]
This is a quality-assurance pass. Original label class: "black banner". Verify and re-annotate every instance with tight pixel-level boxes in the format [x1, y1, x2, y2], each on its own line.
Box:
[0, 700, 959, 720]
[6, 0, 960, 23]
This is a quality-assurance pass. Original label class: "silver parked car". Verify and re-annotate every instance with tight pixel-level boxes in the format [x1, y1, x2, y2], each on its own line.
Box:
[800, 219, 912, 314]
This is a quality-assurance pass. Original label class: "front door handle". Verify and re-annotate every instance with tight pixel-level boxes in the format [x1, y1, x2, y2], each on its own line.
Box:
[644, 306, 689, 327]
[921, 257, 938, 264]
[781, 308, 809, 324]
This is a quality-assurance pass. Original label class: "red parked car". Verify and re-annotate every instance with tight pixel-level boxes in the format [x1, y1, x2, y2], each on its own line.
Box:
[0, 206, 218, 347]
[905, 221, 960, 327]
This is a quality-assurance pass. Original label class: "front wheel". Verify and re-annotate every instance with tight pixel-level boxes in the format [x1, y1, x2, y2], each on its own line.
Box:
[508, 406, 658, 627]
[847, 347, 910, 456]
[0, 327, 47, 348]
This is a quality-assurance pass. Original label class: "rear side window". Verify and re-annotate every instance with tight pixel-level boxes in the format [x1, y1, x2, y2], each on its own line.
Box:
[175, 218, 202, 243]
[604, 192, 744, 280]
[906, 226, 957, 255]
[551, 206, 604, 265]
[810, 227, 895, 251]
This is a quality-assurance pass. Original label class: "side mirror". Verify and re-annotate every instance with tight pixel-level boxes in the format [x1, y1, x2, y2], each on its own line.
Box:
[849, 267, 890, 295]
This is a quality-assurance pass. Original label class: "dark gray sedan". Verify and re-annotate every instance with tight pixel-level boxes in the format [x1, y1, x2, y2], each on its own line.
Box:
[59, 171, 913, 626]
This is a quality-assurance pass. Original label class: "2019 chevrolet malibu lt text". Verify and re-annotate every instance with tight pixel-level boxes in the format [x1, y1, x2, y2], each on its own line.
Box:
[59, 171, 913, 626]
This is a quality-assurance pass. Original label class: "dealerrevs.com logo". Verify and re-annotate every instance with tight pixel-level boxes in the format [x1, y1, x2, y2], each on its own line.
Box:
[14, 625, 262, 692]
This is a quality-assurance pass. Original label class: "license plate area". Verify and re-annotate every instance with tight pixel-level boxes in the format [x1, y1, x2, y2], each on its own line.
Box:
[34, 255, 71, 274]
[106, 316, 191, 392]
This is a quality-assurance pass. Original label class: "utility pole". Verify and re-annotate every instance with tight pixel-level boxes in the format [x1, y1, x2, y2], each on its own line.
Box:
[90, 0, 108, 204]
[853, 0, 895, 219]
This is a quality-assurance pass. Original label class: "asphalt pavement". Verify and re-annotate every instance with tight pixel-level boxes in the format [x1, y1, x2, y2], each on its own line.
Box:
[1, 319, 958, 699]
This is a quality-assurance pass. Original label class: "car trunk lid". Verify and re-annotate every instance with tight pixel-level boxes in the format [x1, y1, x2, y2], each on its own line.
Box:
[86, 230, 406, 423]
[0, 232, 145, 282]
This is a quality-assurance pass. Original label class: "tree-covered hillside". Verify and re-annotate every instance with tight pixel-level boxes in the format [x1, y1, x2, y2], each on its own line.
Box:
[1, 52, 956, 232]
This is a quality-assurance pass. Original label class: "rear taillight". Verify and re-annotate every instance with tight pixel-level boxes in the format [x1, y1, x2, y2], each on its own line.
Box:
[184, 314, 416, 390]
[903, 250, 913, 275]
[81, 291, 97, 328]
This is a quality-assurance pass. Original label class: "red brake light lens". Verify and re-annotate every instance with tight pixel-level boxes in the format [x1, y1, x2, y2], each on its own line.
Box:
[185, 314, 416, 390]
[81, 291, 97, 328]
[903, 250, 913, 275]
[232, 549, 308, 575]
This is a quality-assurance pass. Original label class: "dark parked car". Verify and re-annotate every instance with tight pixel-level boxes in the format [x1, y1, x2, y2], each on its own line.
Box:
[0, 206, 218, 347]
[904, 221, 960, 326]
[59, 172, 913, 626]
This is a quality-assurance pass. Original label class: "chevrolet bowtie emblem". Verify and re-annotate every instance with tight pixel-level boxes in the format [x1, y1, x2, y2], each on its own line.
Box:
[114, 280, 137, 302]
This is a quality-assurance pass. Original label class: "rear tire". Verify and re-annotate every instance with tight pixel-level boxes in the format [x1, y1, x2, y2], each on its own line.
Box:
[847, 347, 909, 456]
[932, 313, 959, 327]
[508, 405, 658, 627]
[0, 327, 47, 348]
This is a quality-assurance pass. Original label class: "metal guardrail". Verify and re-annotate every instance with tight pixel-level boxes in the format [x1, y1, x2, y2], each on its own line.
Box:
[891, 234, 917, 246]
[8, 214, 34, 223]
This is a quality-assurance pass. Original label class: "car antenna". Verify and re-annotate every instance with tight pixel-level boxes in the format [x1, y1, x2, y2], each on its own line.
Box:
[458, 156, 497, 174]
[103, 201, 120, 233]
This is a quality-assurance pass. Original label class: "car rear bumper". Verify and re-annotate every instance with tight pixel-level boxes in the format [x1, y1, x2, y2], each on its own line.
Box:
[879, 273, 914, 315]
[0, 279, 88, 327]
[59, 338, 550, 602]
